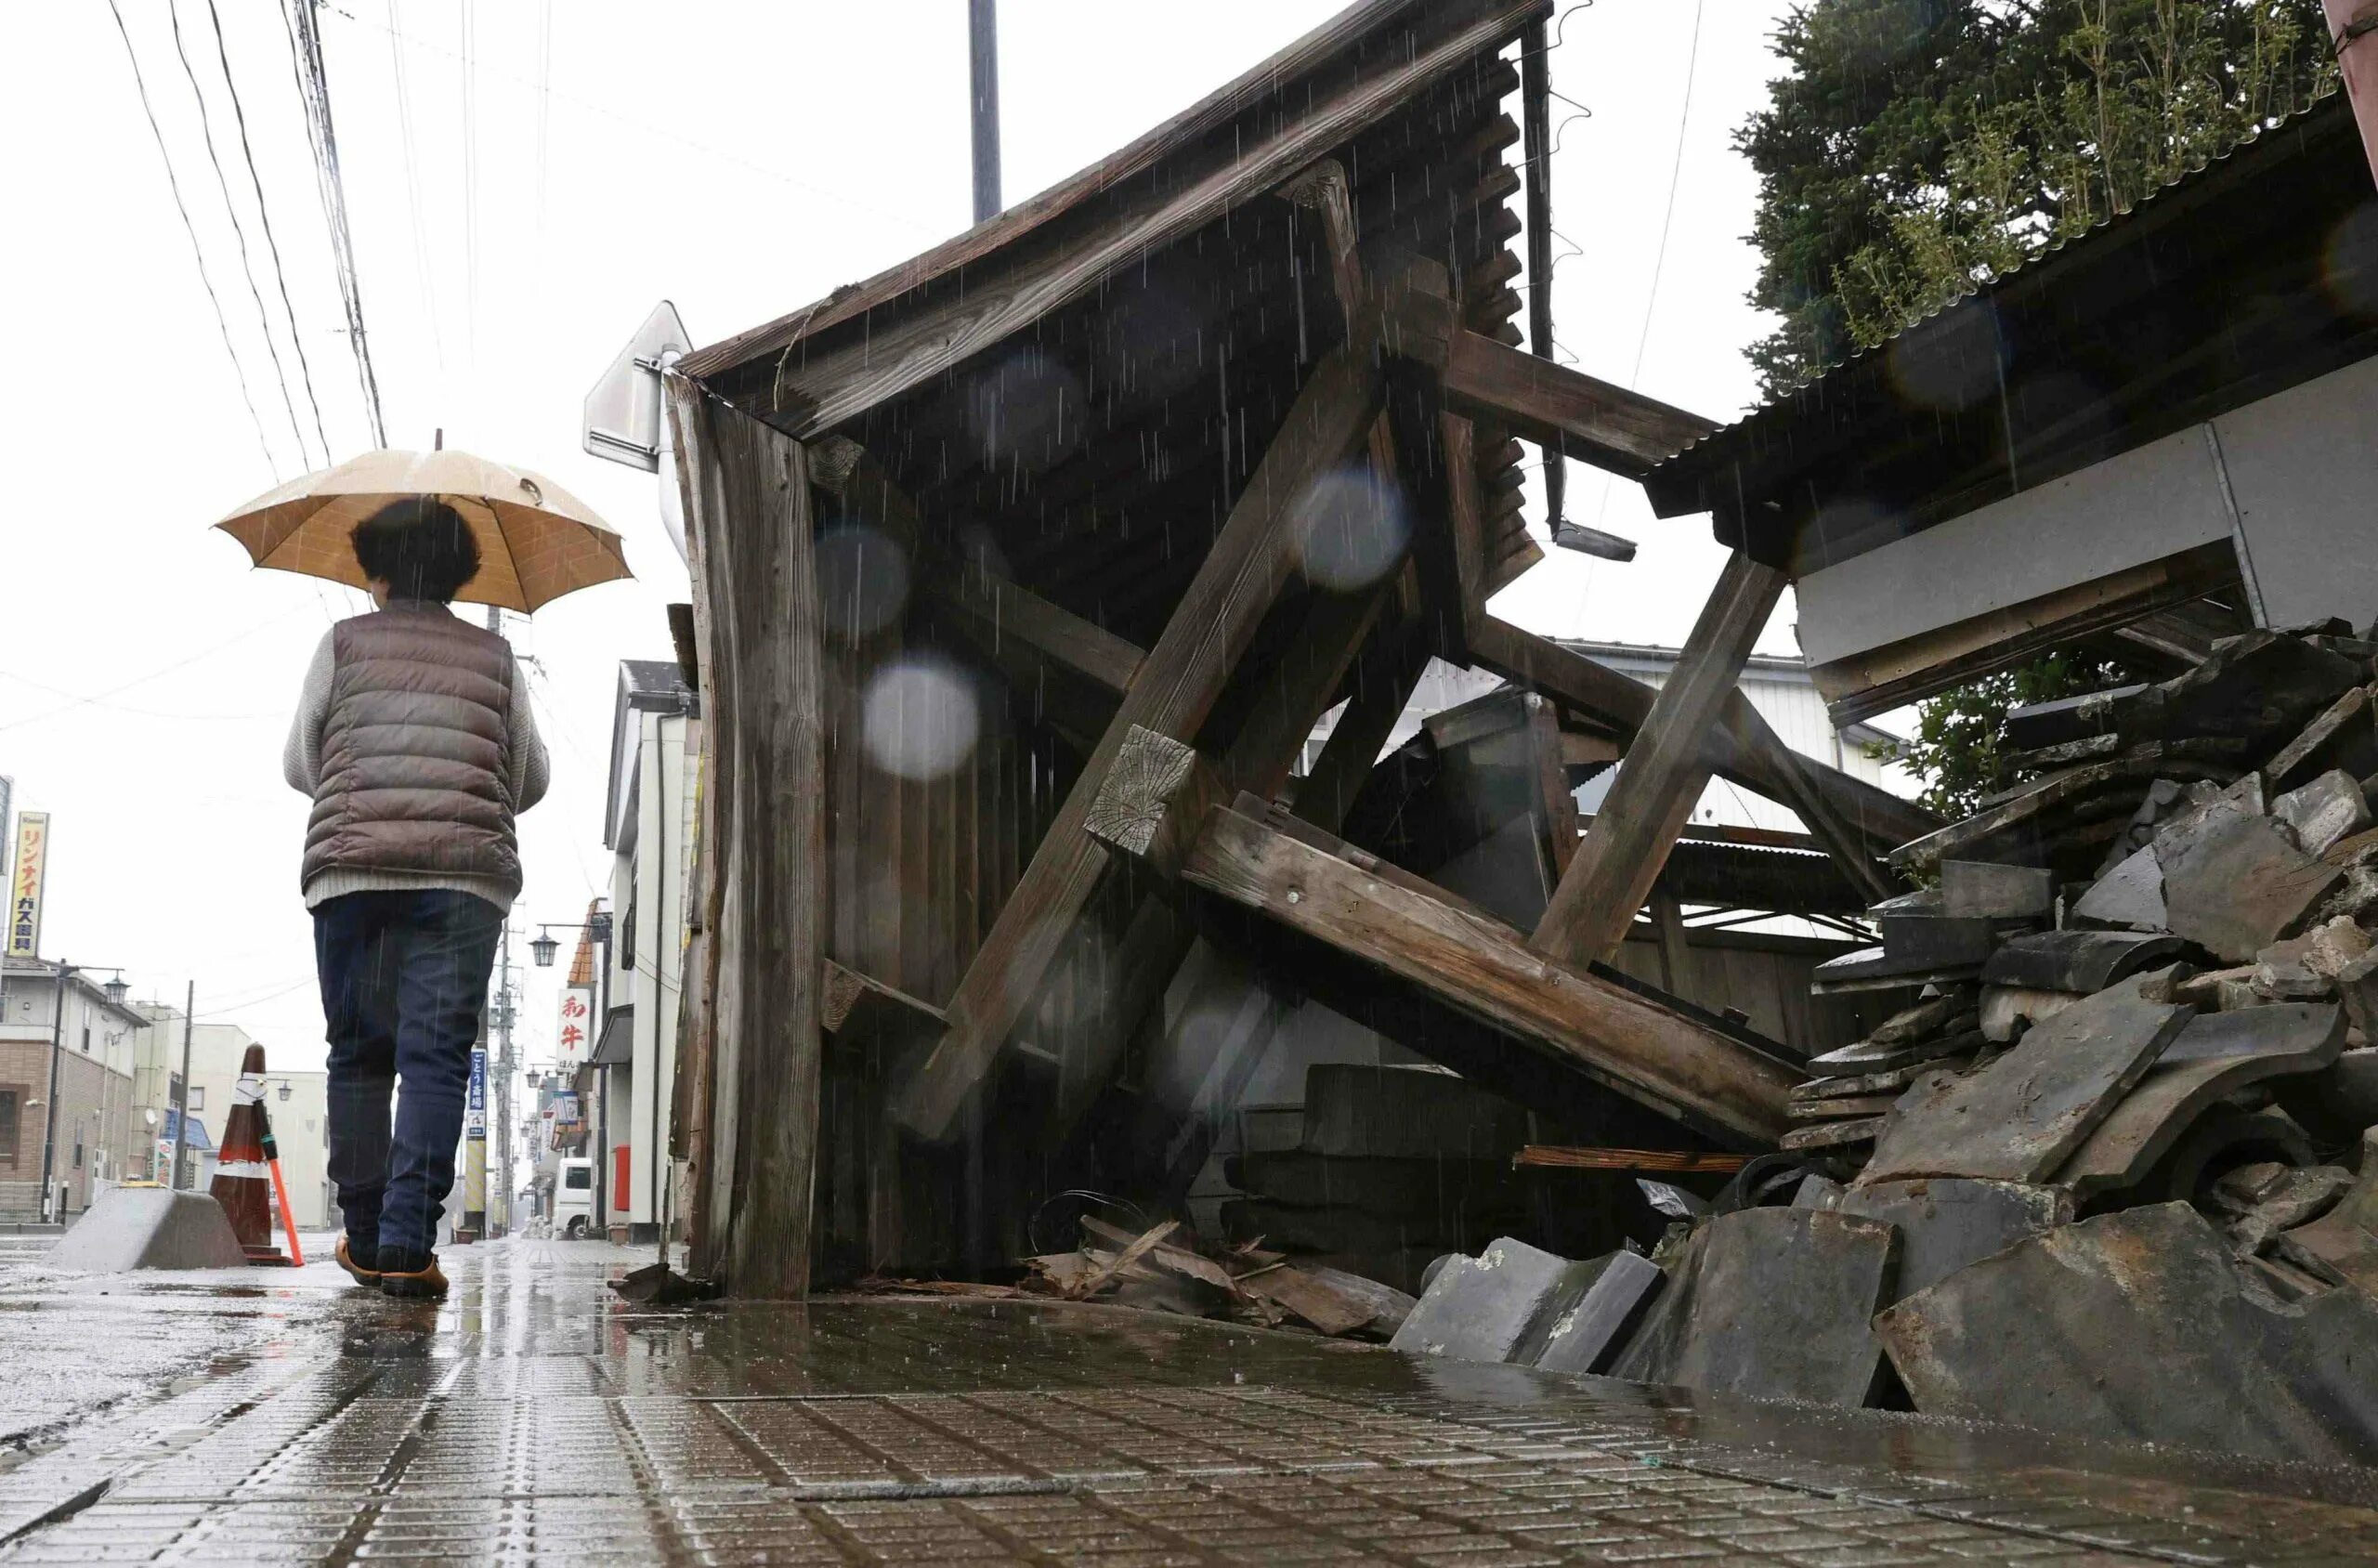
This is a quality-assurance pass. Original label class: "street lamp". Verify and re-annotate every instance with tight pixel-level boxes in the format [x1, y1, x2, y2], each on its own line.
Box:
[102, 974, 129, 1006]
[529, 929, 558, 968]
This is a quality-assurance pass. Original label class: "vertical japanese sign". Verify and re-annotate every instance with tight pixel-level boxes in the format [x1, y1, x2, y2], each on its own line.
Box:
[7, 811, 48, 960]
[557, 985, 594, 1065]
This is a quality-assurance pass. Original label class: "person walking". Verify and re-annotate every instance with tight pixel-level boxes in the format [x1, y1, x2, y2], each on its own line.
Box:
[283, 497, 548, 1299]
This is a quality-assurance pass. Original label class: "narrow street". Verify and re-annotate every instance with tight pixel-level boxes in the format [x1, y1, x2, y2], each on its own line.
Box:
[0, 1235, 2372, 1564]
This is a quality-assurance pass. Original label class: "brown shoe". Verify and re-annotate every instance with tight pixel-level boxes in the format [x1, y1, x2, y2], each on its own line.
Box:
[334, 1236, 382, 1287]
[379, 1256, 449, 1300]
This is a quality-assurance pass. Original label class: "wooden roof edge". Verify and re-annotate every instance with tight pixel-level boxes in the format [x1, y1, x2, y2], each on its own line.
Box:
[678, 0, 1547, 384]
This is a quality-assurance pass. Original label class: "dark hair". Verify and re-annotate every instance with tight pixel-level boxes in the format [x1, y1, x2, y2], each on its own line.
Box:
[350, 497, 482, 603]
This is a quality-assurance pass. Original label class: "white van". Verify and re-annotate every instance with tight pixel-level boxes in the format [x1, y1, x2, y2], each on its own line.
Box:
[554, 1157, 596, 1238]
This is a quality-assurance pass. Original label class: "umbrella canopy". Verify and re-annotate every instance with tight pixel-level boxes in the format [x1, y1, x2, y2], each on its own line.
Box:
[216, 448, 632, 613]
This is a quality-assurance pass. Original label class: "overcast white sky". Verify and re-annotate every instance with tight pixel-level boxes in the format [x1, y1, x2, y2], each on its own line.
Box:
[0, 0, 1797, 1075]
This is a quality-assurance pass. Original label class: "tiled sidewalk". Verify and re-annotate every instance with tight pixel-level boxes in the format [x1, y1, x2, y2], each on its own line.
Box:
[2, 1238, 2373, 1563]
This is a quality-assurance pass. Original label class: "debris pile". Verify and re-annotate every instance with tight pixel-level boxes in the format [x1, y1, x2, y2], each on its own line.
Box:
[1017, 1216, 1418, 1339]
[1401, 625, 2378, 1465]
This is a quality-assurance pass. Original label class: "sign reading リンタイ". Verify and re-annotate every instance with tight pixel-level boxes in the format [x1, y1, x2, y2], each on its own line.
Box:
[7, 811, 49, 960]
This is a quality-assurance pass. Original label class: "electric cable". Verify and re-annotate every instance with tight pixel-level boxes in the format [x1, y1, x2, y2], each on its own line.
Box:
[165, 0, 318, 470]
[201, 0, 334, 464]
[101, 0, 281, 481]
[385, 0, 446, 372]
[279, 0, 387, 447]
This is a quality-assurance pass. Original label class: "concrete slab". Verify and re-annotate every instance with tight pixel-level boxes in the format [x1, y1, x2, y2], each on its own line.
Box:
[1608, 1208, 1899, 1408]
[46, 1188, 248, 1273]
[1875, 1202, 2378, 1468]
[1862, 974, 2192, 1184]
[1387, 1235, 1568, 1363]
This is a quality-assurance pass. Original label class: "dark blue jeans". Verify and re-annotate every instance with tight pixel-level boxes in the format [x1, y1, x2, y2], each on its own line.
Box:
[314, 889, 503, 1270]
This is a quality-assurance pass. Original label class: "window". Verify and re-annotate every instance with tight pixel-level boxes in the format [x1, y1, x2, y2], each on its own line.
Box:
[80, 1026, 90, 1055]
[563, 1166, 592, 1190]
[0, 1089, 19, 1162]
[72, 1133, 82, 1169]
[187, 1086, 205, 1113]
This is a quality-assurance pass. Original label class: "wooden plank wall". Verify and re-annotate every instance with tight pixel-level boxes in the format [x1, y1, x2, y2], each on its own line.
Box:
[809, 568, 1084, 1274]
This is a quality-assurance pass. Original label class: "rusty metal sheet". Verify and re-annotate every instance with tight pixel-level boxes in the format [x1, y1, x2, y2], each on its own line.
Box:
[1862, 976, 2192, 1185]
[1875, 1202, 2378, 1467]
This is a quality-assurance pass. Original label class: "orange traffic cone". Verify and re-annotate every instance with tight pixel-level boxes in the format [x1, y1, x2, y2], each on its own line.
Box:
[210, 1044, 290, 1265]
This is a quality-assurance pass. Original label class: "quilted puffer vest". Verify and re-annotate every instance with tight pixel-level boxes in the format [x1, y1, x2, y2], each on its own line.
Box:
[301, 607, 520, 899]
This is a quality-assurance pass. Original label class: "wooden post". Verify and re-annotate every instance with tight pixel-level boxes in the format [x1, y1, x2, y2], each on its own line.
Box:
[893, 341, 1383, 1141]
[1524, 690, 1578, 882]
[1532, 552, 1787, 968]
[669, 380, 827, 1297]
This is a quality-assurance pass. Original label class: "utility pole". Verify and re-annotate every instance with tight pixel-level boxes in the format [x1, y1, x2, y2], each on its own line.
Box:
[36, 960, 70, 1223]
[494, 924, 515, 1235]
[969, 0, 1000, 223]
[169, 981, 194, 1189]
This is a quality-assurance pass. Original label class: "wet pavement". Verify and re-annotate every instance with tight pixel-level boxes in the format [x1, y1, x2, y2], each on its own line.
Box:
[2, 1236, 2376, 1563]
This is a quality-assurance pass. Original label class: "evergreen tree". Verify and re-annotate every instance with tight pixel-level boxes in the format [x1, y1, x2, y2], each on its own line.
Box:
[1739, 0, 2335, 817]
[1741, 0, 2335, 392]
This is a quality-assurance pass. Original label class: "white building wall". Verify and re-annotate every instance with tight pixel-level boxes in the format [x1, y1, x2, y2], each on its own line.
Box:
[622, 711, 690, 1232]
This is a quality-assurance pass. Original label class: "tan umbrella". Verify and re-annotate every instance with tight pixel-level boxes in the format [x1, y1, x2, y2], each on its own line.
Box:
[216, 448, 632, 613]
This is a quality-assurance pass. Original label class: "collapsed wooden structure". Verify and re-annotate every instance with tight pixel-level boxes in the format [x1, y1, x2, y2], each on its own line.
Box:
[662, 0, 1937, 1295]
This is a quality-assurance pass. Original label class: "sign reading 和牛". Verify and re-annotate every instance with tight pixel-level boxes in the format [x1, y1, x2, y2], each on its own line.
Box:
[557, 985, 594, 1066]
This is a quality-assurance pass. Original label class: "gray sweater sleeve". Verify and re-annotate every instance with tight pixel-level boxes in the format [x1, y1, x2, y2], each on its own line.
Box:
[511, 661, 551, 813]
[282, 631, 336, 794]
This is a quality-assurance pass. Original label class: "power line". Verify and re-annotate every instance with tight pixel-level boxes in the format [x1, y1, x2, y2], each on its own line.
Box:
[102, 0, 280, 482]
[384, 0, 445, 376]
[1582, 0, 1706, 549]
[281, 0, 387, 447]
[460, 0, 479, 367]
[165, 0, 317, 470]
[201, 0, 334, 464]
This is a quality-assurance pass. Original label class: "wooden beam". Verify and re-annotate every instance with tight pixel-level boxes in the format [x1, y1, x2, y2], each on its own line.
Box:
[1179, 804, 1798, 1145]
[926, 568, 1144, 698]
[1386, 285, 1718, 480]
[1534, 552, 1787, 966]
[1294, 610, 1432, 834]
[821, 958, 946, 1045]
[1463, 613, 1940, 856]
[667, 382, 827, 1297]
[1083, 727, 1229, 881]
[892, 342, 1384, 1141]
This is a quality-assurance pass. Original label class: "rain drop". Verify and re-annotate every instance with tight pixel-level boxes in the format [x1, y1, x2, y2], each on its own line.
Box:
[863, 656, 981, 780]
[1291, 465, 1408, 591]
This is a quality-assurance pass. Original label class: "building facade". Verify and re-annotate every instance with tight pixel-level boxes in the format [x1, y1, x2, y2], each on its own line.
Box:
[0, 960, 147, 1219]
[124, 1003, 333, 1229]
[600, 660, 698, 1243]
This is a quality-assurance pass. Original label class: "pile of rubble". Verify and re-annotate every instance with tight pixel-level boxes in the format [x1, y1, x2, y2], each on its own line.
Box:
[1398, 624, 2378, 1465]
